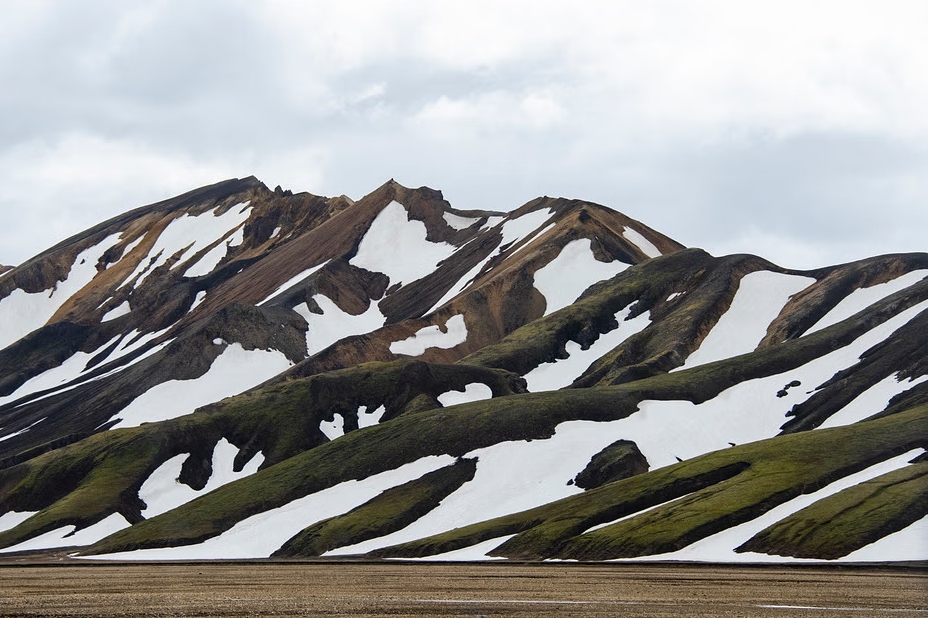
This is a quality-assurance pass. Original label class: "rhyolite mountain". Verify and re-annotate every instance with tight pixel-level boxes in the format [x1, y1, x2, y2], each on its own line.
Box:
[0, 177, 925, 563]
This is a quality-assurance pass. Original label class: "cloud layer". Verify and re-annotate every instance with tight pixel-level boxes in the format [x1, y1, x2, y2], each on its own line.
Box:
[1, 1, 926, 268]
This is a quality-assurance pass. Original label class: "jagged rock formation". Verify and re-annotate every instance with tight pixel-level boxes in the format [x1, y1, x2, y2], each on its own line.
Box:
[0, 177, 924, 563]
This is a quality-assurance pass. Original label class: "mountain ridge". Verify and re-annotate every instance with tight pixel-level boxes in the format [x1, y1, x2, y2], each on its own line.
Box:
[0, 177, 925, 563]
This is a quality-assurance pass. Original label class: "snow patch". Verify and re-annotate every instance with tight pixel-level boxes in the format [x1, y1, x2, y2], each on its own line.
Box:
[524, 307, 651, 392]
[357, 405, 386, 429]
[108, 343, 293, 428]
[258, 261, 328, 306]
[679, 271, 816, 369]
[87, 455, 455, 560]
[667, 292, 682, 301]
[190, 291, 207, 311]
[622, 226, 661, 258]
[294, 295, 386, 356]
[533, 239, 628, 316]
[841, 512, 928, 562]
[818, 373, 928, 429]
[805, 269, 928, 335]
[101, 301, 130, 322]
[0, 513, 131, 553]
[0, 233, 121, 350]
[437, 383, 493, 407]
[138, 439, 264, 518]
[443, 212, 480, 230]
[0, 511, 37, 533]
[319, 414, 345, 441]
[404, 535, 517, 562]
[498, 209, 553, 253]
[350, 201, 456, 287]
[390, 315, 468, 356]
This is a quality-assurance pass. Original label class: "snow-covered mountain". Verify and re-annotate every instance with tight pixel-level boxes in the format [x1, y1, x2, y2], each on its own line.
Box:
[0, 177, 925, 563]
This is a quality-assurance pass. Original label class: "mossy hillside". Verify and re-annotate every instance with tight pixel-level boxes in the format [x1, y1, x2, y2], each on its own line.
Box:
[548, 405, 928, 560]
[372, 405, 927, 561]
[738, 459, 928, 559]
[273, 457, 477, 557]
[85, 386, 646, 554]
[83, 299, 928, 556]
[0, 360, 522, 549]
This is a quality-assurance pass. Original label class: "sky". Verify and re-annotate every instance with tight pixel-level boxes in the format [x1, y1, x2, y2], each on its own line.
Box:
[1, 1, 926, 269]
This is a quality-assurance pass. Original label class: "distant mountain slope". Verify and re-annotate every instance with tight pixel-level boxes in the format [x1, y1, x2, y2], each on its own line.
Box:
[0, 177, 925, 563]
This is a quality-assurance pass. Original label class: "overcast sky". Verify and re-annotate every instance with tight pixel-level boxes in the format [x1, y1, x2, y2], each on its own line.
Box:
[1, 1, 926, 269]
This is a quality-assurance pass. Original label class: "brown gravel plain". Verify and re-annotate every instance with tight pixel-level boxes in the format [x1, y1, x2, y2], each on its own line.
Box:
[0, 560, 926, 617]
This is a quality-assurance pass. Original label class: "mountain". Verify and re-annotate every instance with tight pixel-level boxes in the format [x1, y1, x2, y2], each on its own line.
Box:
[0, 177, 924, 563]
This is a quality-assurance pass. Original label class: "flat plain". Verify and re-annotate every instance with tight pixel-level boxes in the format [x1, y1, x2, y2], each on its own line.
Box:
[0, 561, 926, 617]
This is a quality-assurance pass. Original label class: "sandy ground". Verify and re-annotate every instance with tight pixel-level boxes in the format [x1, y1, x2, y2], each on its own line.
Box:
[0, 560, 925, 617]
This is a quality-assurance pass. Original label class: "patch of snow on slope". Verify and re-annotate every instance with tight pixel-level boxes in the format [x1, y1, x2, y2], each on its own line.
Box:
[0, 419, 43, 442]
[326, 421, 633, 556]
[405, 535, 517, 562]
[818, 373, 928, 429]
[443, 212, 480, 230]
[350, 201, 456, 286]
[259, 262, 329, 305]
[0, 514, 131, 553]
[498, 209, 552, 252]
[614, 299, 928, 470]
[183, 231, 239, 277]
[139, 439, 264, 518]
[108, 343, 293, 428]
[524, 308, 651, 392]
[679, 271, 816, 370]
[622, 226, 661, 258]
[390, 315, 468, 356]
[358, 405, 386, 429]
[437, 383, 493, 407]
[294, 294, 386, 356]
[805, 269, 928, 335]
[609, 449, 923, 563]
[190, 291, 207, 311]
[0, 233, 121, 350]
[101, 301, 130, 322]
[0, 511, 37, 533]
[319, 414, 345, 441]
[127, 204, 252, 287]
[533, 239, 628, 316]
[87, 455, 455, 560]
[427, 254, 494, 314]
[0, 336, 120, 407]
[841, 512, 928, 562]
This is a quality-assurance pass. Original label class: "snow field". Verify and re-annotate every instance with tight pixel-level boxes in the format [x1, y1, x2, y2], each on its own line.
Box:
[497, 209, 553, 253]
[183, 231, 239, 278]
[523, 307, 651, 392]
[350, 201, 456, 287]
[319, 414, 345, 441]
[358, 405, 386, 429]
[805, 269, 928, 335]
[679, 271, 817, 369]
[0, 513, 130, 554]
[437, 383, 493, 407]
[622, 226, 661, 258]
[108, 343, 293, 428]
[609, 449, 924, 563]
[126, 203, 252, 287]
[138, 439, 264, 518]
[0, 232, 121, 350]
[390, 315, 468, 356]
[86, 455, 456, 560]
[403, 534, 517, 561]
[533, 238, 628, 316]
[294, 294, 386, 356]
[0, 419, 43, 443]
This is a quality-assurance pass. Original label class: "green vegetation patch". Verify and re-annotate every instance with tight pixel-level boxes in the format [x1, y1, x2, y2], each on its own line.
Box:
[738, 459, 928, 559]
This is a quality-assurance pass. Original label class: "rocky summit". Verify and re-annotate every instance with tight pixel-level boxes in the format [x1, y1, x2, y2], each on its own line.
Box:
[0, 177, 925, 563]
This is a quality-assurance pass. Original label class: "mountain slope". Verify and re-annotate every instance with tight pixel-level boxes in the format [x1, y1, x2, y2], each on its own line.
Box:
[0, 177, 925, 563]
